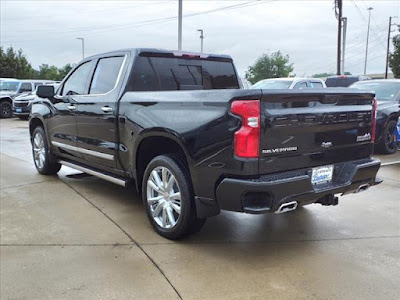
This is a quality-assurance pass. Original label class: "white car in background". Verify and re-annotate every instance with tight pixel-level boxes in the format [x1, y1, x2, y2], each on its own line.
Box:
[251, 78, 327, 89]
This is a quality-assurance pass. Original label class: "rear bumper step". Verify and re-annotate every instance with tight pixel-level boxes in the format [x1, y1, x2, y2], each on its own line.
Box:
[216, 157, 381, 214]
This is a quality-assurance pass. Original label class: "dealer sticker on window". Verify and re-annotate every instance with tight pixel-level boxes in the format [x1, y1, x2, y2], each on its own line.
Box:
[311, 165, 334, 185]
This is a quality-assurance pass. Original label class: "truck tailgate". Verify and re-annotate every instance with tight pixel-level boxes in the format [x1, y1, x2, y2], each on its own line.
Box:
[259, 90, 375, 174]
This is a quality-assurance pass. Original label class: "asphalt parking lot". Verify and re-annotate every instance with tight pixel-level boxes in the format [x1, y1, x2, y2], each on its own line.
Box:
[1, 118, 399, 300]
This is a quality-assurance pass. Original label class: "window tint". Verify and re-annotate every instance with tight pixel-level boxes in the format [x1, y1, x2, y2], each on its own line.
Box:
[127, 56, 239, 91]
[89, 56, 124, 94]
[293, 82, 308, 89]
[350, 81, 400, 101]
[34, 82, 43, 88]
[310, 82, 324, 88]
[62, 61, 93, 96]
[19, 82, 32, 92]
[326, 77, 358, 87]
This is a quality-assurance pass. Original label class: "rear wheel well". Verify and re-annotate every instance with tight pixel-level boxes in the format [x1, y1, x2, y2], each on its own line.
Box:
[29, 118, 44, 137]
[136, 136, 189, 192]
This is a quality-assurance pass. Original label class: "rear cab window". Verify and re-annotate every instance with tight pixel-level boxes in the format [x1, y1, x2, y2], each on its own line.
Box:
[127, 54, 240, 91]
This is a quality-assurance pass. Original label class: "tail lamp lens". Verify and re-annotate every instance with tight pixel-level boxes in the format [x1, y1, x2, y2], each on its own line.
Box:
[371, 98, 377, 142]
[231, 100, 260, 158]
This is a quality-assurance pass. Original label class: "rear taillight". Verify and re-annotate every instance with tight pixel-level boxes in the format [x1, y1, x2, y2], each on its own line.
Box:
[371, 98, 377, 142]
[231, 100, 260, 158]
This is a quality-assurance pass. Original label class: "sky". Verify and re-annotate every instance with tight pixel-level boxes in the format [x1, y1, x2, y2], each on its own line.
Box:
[1, 0, 400, 78]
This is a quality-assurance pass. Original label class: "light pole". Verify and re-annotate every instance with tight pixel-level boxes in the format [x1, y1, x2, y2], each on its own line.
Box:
[364, 7, 373, 75]
[335, 0, 343, 75]
[178, 0, 182, 50]
[385, 16, 398, 79]
[76, 37, 85, 60]
[341, 17, 347, 75]
[197, 29, 204, 52]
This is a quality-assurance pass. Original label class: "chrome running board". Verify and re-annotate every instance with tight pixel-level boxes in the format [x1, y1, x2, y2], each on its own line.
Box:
[58, 160, 127, 187]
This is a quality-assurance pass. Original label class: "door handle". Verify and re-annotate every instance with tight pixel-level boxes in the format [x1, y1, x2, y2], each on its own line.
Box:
[101, 106, 113, 113]
[67, 105, 76, 110]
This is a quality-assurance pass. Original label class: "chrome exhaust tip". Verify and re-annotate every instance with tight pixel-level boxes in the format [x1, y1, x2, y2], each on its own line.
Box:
[275, 201, 298, 214]
[356, 183, 370, 193]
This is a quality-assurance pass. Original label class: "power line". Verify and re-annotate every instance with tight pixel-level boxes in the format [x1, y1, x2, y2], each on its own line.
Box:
[349, 0, 386, 50]
[2, 0, 276, 44]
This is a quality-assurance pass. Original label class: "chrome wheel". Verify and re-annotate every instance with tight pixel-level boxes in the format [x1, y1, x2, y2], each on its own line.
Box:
[146, 166, 181, 229]
[33, 132, 46, 169]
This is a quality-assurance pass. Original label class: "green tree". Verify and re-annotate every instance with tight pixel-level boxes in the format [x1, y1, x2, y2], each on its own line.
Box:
[57, 63, 74, 81]
[35, 64, 59, 80]
[312, 72, 351, 78]
[389, 36, 400, 78]
[0, 46, 35, 79]
[245, 51, 294, 84]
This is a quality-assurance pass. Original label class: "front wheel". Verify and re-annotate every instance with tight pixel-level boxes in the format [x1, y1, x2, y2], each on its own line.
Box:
[142, 155, 206, 239]
[31, 126, 61, 175]
[0, 101, 12, 118]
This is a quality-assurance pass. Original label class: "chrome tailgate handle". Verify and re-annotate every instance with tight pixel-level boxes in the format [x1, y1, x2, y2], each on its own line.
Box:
[101, 106, 113, 112]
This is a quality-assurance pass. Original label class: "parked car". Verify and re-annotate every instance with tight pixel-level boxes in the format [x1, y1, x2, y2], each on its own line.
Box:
[251, 78, 326, 89]
[13, 83, 60, 119]
[0, 79, 55, 118]
[325, 75, 370, 87]
[349, 79, 400, 154]
[30, 48, 380, 239]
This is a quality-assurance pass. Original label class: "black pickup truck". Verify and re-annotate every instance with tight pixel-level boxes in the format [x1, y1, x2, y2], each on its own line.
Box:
[30, 48, 381, 239]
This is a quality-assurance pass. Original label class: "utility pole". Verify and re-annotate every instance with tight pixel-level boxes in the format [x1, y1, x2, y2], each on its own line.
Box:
[364, 7, 373, 75]
[76, 37, 84, 59]
[197, 29, 204, 52]
[335, 0, 343, 75]
[178, 0, 182, 51]
[385, 16, 398, 79]
[341, 17, 347, 75]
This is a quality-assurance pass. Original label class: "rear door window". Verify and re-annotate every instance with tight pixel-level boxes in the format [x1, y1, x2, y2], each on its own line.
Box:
[19, 82, 32, 92]
[89, 56, 125, 94]
[310, 82, 324, 88]
[293, 82, 308, 89]
[128, 56, 239, 91]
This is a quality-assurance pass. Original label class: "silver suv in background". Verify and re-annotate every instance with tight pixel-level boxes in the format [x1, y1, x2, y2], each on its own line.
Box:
[251, 78, 326, 89]
[0, 79, 55, 118]
[13, 83, 60, 119]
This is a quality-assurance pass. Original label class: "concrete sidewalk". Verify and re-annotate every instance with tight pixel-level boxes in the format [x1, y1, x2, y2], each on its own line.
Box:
[1, 118, 399, 299]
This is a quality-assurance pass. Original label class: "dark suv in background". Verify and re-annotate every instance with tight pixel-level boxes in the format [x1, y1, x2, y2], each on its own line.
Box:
[350, 79, 400, 154]
[326, 75, 371, 88]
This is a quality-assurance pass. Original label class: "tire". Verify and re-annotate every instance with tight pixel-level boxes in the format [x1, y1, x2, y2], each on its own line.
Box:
[376, 120, 397, 154]
[0, 101, 12, 118]
[31, 126, 61, 175]
[142, 154, 206, 239]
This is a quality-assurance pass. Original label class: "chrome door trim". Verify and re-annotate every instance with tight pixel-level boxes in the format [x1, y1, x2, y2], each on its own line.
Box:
[58, 160, 126, 187]
[52, 141, 114, 160]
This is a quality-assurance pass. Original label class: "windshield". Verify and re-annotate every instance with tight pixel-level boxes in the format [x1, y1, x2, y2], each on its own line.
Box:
[251, 80, 293, 89]
[350, 81, 400, 101]
[0, 81, 20, 92]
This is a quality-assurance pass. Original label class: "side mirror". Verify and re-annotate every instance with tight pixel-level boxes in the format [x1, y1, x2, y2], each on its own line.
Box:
[37, 85, 55, 99]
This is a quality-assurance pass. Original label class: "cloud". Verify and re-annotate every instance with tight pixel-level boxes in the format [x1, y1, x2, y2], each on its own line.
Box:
[1, 0, 399, 77]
